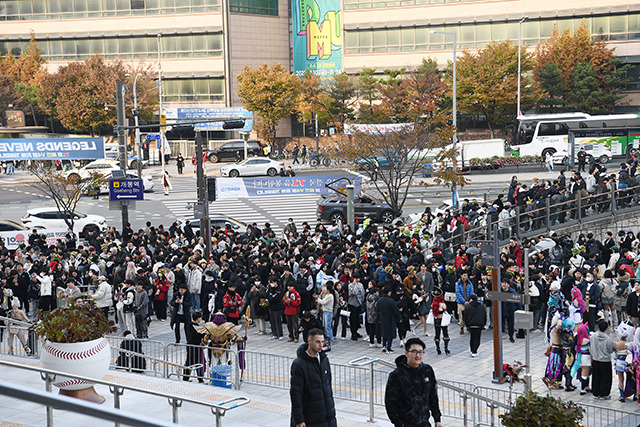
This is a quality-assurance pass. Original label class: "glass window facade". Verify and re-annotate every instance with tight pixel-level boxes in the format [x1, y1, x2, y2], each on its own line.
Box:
[344, 13, 640, 54]
[0, 33, 223, 60]
[229, 0, 278, 16]
[163, 77, 224, 102]
[0, 0, 221, 19]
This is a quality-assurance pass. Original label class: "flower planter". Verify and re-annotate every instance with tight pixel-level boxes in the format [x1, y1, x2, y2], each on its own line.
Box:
[40, 337, 111, 404]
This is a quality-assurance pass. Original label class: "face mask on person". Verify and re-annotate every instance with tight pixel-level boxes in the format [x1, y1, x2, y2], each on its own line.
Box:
[586, 277, 593, 282]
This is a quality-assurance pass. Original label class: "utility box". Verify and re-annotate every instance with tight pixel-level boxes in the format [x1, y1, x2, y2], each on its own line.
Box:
[514, 310, 534, 330]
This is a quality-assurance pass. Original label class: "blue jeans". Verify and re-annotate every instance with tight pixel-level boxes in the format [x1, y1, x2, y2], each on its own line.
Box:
[192, 294, 200, 312]
[383, 337, 393, 351]
[323, 311, 334, 344]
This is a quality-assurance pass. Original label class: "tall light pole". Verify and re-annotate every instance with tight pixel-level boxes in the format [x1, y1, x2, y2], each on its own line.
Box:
[125, 72, 143, 178]
[517, 16, 529, 118]
[157, 34, 166, 178]
[431, 29, 458, 207]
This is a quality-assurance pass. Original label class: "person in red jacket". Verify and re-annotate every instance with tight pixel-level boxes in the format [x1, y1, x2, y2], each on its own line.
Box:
[153, 272, 170, 320]
[283, 283, 302, 342]
[222, 283, 243, 325]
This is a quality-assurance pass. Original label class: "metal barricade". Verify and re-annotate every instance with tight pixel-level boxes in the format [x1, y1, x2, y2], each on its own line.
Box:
[579, 401, 640, 427]
[166, 342, 239, 389]
[238, 349, 293, 390]
[0, 315, 37, 358]
[106, 336, 167, 377]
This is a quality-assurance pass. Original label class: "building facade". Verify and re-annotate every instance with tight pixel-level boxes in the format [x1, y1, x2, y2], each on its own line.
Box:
[0, 0, 638, 136]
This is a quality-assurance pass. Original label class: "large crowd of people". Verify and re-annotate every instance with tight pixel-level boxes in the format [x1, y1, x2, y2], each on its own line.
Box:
[1, 164, 640, 403]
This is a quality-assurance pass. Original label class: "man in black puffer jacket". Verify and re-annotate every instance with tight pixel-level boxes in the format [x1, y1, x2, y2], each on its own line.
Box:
[463, 293, 487, 356]
[290, 328, 337, 427]
[385, 337, 443, 427]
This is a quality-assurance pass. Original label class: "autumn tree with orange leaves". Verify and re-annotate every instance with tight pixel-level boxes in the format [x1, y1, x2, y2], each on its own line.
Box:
[535, 21, 630, 114]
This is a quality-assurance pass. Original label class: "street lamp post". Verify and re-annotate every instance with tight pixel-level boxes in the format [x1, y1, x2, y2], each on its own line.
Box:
[431, 29, 458, 207]
[125, 73, 143, 178]
[517, 16, 529, 118]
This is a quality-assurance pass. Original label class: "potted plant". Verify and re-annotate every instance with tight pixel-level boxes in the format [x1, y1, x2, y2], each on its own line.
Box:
[500, 392, 584, 427]
[36, 303, 116, 404]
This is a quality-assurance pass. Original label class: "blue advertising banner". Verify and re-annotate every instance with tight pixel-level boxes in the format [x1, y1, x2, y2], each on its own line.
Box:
[109, 179, 144, 201]
[0, 137, 105, 161]
[216, 176, 361, 199]
[292, 0, 342, 78]
[168, 107, 253, 132]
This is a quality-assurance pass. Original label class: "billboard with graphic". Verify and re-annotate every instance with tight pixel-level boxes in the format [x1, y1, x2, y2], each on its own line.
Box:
[292, 0, 342, 78]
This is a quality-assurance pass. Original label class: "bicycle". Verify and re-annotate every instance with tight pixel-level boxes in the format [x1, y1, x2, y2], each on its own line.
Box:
[309, 151, 331, 167]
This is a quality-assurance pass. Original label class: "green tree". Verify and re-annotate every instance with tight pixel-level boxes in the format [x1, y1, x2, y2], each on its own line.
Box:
[404, 58, 447, 122]
[455, 40, 540, 138]
[321, 72, 358, 134]
[237, 63, 301, 146]
[535, 63, 566, 113]
[357, 67, 382, 123]
[535, 21, 629, 113]
[570, 59, 630, 114]
[376, 68, 412, 123]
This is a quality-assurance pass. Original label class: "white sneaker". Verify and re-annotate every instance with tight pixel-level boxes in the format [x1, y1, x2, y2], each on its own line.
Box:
[375, 343, 383, 348]
[369, 343, 376, 348]
[400, 339, 405, 347]
[271, 336, 278, 340]
[278, 336, 284, 340]
[411, 329, 416, 336]
[341, 337, 346, 341]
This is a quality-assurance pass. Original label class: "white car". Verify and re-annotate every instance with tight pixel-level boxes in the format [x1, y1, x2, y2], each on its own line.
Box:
[220, 157, 285, 177]
[65, 160, 121, 182]
[21, 207, 107, 237]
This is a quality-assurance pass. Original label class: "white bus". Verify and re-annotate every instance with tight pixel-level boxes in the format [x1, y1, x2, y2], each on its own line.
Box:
[512, 113, 640, 160]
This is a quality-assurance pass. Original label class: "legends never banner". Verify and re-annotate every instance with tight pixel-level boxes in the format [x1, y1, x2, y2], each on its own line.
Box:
[292, 0, 342, 78]
[0, 137, 105, 160]
[216, 176, 361, 199]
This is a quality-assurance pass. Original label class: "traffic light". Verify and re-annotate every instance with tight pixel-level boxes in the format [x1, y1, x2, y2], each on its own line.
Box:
[222, 120, 245, 130]
[207, 177, 216, 201]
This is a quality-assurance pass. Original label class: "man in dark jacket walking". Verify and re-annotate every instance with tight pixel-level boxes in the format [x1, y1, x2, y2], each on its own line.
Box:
[377, 286, 402, 353]
[290, 328, 337, 427]
[463, 294, 487, 357]
[385, 337, 443, 427]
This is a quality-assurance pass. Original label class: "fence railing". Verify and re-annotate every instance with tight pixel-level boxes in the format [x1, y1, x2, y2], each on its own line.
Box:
[0, 359, 250, 427]
[8, 325, 639, 426]
[0, 315, 38, 358]
[437, 181, 640, 252]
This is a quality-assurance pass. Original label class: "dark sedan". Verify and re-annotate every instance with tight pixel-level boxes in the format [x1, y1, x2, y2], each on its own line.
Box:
[207, 140, 263, 163]
[316, 194, 398, 224]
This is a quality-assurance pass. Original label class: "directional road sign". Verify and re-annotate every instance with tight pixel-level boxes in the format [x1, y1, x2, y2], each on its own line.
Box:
[485, 291, 528, 305]
[146, 134, 161, 141]
[109, 179, 144, 201]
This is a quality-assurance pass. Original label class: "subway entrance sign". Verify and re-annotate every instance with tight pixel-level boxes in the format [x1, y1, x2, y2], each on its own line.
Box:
[109, 179, 144, 201]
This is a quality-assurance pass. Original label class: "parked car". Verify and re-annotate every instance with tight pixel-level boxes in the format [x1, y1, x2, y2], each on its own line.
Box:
[220, 158, 285, 177]
[64, 160, 121, 182]
[316, 193, 398, 224]
[178, 215, 247, 235]
[207, 140, 263, 163]
[0, 220, 68, 250]
[21, 207, 107, 237]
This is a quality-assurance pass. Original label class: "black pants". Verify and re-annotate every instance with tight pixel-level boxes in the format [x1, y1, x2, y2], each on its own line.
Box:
[183, 345, 203, 381]
[269, 309, 283, 337]
[583, 308, 596, 332]
[592, 360, 613, 398]
[154, 299, 167, 320]
[348, 304, 362, 338]
[469, 327, 482, 353]
[173, 313, 187, 343]
[434, 318, 449, 342]
[503, 315, 515, 339]
[367, 322, 380, 344]
[39, 295, 54, 312]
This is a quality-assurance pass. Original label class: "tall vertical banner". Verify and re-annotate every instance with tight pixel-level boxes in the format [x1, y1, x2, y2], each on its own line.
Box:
[292, 0, 342, 78]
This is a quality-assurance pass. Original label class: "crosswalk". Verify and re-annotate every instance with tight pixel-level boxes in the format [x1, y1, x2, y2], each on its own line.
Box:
[163, 194, 321, 233]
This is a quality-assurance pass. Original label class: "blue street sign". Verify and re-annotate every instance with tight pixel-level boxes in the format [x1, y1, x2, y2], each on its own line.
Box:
[146, 134, 161, 141]
[109, 179, 144, 201]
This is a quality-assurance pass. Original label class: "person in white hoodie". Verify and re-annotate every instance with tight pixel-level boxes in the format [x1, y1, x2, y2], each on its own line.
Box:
[89, 275, 113, 319]
[34, 269, 53, 312]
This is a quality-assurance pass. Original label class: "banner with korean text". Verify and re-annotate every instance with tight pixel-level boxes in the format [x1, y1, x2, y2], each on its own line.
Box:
[216, 176, 361, 199]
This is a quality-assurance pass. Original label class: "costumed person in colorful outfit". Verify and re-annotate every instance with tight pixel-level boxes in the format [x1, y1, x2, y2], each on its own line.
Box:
[431, 286, 450, 355]
[545, 282, 566, 343]
[571, 322, 592, 395]
[544, 318, 575, 389]
[614, 322, 636, 402]
[568, 286, 585, 325]
[634, 328, 640, 404]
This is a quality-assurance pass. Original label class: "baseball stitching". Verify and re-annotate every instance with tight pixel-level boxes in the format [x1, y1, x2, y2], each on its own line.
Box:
[44, 339, 108, 360]
[54, 379, 93, 388]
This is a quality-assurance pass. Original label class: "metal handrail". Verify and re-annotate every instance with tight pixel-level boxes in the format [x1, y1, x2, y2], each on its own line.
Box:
[0, 359, 250, 427]
[112, 346, 202, 375]
[0, 381, 175, 427]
